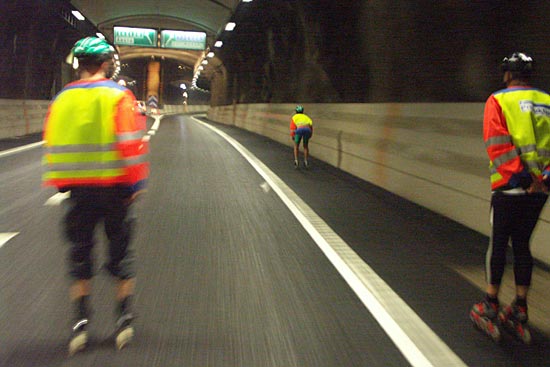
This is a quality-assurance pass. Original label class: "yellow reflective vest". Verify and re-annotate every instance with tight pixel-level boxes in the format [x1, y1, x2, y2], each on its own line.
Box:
[43, 78, 148, 191]
[484, 86, 550, 190]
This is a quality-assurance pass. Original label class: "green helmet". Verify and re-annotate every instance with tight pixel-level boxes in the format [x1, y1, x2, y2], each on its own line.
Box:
[295, 105, 304, 113]
[72, 37, 115, 58]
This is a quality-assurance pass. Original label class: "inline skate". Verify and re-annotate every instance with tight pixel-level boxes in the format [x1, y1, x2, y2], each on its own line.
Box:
[470, 299, 502, 342]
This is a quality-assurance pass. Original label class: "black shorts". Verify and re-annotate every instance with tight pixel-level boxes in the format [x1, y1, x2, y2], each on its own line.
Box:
[64, 186, 136, 280]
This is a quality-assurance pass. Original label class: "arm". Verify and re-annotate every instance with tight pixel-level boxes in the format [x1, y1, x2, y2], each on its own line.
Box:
[290, 119, 297, 139]
[483, 95, 530, 188]
[115, 91, 149, 199]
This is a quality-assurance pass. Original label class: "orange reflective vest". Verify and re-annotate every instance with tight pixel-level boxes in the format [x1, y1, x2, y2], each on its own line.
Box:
[483, 86, 550, 190]
[43, 78, 149, 192]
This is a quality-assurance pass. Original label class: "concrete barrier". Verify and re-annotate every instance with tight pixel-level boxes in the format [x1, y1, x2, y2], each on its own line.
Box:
[162, 104, 209, 114]
[0, 99, 50, 139]
[208, 103, 550, 266]
[0, 101, 209, 140]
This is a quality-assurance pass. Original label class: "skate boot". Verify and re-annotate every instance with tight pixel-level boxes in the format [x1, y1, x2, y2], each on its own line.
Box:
[68, 318, 89, 356]
[294, 160, 299, 169]
[114, 296, 134, 350]
[498, 301, 531, 344]
[470, 299, 501, 342]
[303, 160, 309, 169]
[68, 296, 90, 356]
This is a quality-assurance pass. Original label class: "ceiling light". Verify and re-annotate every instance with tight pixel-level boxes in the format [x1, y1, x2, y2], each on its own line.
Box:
[214, 41, 223, 48]
[207, 52, 215, 58]
[71, 10, 85, 21]
[225, 22, 236, 31]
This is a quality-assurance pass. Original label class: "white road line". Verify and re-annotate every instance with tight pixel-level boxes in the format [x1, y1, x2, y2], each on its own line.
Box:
[0, 232, 19, 248]
[148, 115, 162, 136]
[44, 191, 70, 206]
[194, 117, 467, 367]
[0, 141, 44, 158]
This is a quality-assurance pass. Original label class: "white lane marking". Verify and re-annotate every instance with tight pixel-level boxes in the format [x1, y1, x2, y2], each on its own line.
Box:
[148, 115, 162, 136]
[193, 117, 467, 367]
[44, 191, 70, 206]
[0, 141, 44, 158]
[260, 181, 271, 193]
[0, 232, 19, 248]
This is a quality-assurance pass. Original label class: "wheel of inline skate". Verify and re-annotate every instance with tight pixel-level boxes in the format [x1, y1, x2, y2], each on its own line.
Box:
[517, 324, 532, 345]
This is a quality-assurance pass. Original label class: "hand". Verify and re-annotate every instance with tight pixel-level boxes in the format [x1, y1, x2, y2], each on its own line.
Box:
[527, 173, 546, 194]
[124, 189, 147, 205]
[508, 170, 533, 189]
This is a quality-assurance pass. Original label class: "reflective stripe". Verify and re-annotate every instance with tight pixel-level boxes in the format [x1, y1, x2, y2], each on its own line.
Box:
[44, 168, 124, 180]
[536, 148, 550, 157]
[492, 149, 519, 168]
[46, 144, 116, 153]
[524, 160, 540, 170]
[117, 131, 144, 142]
[516, 144, 537, 154]
[47, 154, 148, 172]
[48, 160, 126, 171]
[485, 135, 512, 147]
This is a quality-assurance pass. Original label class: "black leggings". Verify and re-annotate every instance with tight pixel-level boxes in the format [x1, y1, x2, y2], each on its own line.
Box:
[64, 187, 136, 280]
[487, 192, 547, 287]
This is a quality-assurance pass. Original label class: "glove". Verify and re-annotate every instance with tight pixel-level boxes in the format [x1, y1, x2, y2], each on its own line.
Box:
[508, 170, 533, 189]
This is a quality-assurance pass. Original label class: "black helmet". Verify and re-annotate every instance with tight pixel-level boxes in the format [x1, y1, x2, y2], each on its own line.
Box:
[295, 105, 304, 113]
[501, 52, 534, 74]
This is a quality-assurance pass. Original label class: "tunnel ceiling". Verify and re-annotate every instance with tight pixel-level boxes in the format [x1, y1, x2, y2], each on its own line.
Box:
[70, 0, 240, 66]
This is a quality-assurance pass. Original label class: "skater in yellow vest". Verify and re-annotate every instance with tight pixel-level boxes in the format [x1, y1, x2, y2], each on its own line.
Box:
[290, 105, 313, 168]
[43, 37, 149, 355]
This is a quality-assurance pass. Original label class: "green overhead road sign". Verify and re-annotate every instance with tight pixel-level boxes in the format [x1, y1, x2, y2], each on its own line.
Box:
[160, 30, 206, 51]
[114, 26, 157, 47]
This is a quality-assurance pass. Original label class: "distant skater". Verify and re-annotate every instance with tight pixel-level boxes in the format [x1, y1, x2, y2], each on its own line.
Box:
[290, 105, 313, 168]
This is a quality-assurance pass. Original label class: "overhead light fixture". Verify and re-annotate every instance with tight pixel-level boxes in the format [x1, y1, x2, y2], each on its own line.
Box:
[96, 33, 105, 39]
[242, 0, 253, 2]
[207, 52, 215, 58]
[71, 10, 85, 21]
[201, 60, 208, 65]
[198, 66, 204, 71]
[214, 41, 223, 48]
[225, 22, 236, 31]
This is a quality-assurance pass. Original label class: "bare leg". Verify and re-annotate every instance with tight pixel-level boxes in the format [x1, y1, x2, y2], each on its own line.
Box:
[486, 284, 500, 299]
[116, 278, 136, 301]
[70, 279, 91, 301]
[516, 285, 528, 299]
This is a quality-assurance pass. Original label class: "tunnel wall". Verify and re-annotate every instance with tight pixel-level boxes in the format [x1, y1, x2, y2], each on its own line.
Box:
[0, 99, 50, 139]
[212, 1, 550, 106]
[207, 103, 550, 266]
